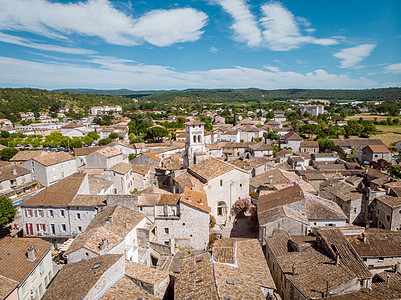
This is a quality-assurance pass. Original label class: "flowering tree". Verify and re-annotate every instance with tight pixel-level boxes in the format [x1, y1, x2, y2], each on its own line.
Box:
[209, 214, 216, 228]
[233, 198, 251, 215]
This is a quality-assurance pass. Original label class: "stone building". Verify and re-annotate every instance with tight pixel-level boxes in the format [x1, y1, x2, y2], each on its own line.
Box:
[0, 164, 40, 204]
[42, 254, 125, 300]
[280, 131, 303, 153]
[183, 120, 206, 168]
[136, 187, 210, 250]
[346, 229, 401, 274]
[85, 146, 126, 169]
[175, 238, 277, 300]
[20, 151, 78, 186]
[320, 181, 364, 225]
[20, 173, 107, 246]
[362, 144, 392, 163]
[369, 194, 401, 231]
[187, 157, 249, 224]
[299, 141, 319, 154]
[103, 162, 134, 194]
[265, 228, 372, 300]
[258, 184, 347, 242]
[0, 237, 54, 300]
[64, 205, 154, 264]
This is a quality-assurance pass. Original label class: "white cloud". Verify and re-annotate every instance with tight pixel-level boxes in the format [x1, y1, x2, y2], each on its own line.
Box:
[333, 44, 376, 68]
[384, 63, 401, 74]
[0, 55, 377, 90]
[260, 2, 337, 51]
[209, 46, 218, 53]
[214, 0, 262, 47]
[0, 32, 95, 55]
[130, 8, 208, 47]
[0, 0, 207, 47]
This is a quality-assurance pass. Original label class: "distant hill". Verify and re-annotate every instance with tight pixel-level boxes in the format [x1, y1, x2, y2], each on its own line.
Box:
[52, 88, 174, 97]
[1, 87, 400, 121]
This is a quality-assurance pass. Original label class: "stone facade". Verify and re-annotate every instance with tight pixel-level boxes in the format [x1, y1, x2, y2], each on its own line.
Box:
[21, 158, 77, 186]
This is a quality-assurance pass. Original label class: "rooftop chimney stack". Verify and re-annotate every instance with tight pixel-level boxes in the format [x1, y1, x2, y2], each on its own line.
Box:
[292, 264, 297, 275]
[396, 262, 401, 274]
[335, 253, 340, 266]
[362, 233, 367, 243]
[27, 245, 36, 261]
[12, 169, 17, 175]
[99, 239, 108, 251]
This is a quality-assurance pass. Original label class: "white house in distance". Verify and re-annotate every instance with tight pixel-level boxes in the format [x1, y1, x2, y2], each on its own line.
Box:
[300, 104, 325, 116]
[280, 131, 303, 153]
[20, 151, 78, 186]
[85, 146, 126, 169]
[91, 105, 122, 115]
[0, 237, 54, 300]
[61, 122, 87, 138]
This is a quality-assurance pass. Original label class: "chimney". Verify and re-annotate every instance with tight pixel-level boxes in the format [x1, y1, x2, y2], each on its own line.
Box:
[27, 245, 36, 261]
[12, 169, 17, 175]
[335, 253, 340, 266]
[386, 274, 390, 287]
[292, 264, 297, 275]
[396, 262, 401, 274]
[362, 233, 367, 243]
[107, 216, 113, 224]
[387, 187, 391, 195]
[99, 239, 108, 251]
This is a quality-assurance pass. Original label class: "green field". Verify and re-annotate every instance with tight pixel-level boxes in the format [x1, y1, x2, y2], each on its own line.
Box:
[376, 125, 401, 134]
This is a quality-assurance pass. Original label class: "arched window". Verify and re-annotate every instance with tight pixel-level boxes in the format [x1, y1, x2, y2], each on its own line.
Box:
[193, 135, 196, 143]
[198, 135, 201, 143]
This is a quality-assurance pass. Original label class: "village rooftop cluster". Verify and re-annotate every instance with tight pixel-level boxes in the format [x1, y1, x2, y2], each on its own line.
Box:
[0, 99, 401, 300]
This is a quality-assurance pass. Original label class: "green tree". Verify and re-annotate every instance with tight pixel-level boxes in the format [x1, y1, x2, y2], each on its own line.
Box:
[0, 147, 18, 161]
[318, 138, 335, 152]
[98, 138, 112, 146]
[87, 132, 100, 140]
[0, 131, 10, 138]
[82, 136, 94, 145]
[0, 196, 17, 228]
[109, 132, 119, 140]
[70, 138, 82, 148]
[146, 127, 168, 142]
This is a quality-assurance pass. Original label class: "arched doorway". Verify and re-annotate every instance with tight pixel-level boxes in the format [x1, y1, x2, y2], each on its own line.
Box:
[217, 201, 227, 216]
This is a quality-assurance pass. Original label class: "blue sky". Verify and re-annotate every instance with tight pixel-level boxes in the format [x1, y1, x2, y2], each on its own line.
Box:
[0, 0, 400, 90]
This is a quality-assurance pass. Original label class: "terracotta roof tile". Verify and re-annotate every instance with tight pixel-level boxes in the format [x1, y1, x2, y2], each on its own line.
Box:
[188, 157, 236, 182]
[131, 165, 149, 176]
[42, 254, 123, 300]
[375, 195, 401, 208]
[74, 146, 104, 156]
[21, 173, 86, 207]
[95, 146, 122, 158]
[107, 162, 132, 175]
[0, 164, 30, 182]
[33, 151, 75, 166]
[0, 237, 52, 283]
[180, 187, 210, 213]
[10, 150, 45, 162]
[174, 252, 219, 300]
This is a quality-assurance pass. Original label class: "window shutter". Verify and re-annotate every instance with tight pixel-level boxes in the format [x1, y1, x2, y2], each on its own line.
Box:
[43, 224, 46, 232]
[36, 224, 40, 231]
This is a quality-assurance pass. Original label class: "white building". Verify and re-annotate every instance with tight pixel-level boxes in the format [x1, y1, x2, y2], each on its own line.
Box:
[300, 105, 325, 116]
[188, 157, 249, 224]
[20, 173, 107, 245]
[90, 105, 122, 115]
[20, 151, 78, 186]
[85, 146, 126, 169]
